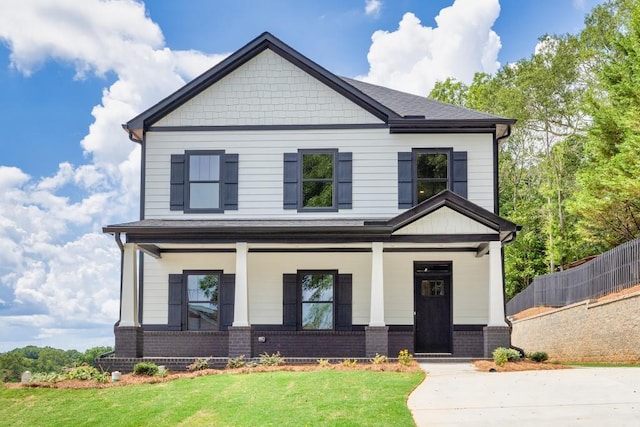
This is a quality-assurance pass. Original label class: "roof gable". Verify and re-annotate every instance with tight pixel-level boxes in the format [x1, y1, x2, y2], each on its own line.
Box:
[391, 206, 497, 235]
[375, 190, 519, 237]
[153, 48, 384, 128]
[124, 32, 514, 141]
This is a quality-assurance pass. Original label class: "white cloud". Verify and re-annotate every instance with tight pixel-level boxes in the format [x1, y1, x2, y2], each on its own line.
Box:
[365, 0, 382, 17]
[0, 0, 227, 352]
[357, 0, 502, 96]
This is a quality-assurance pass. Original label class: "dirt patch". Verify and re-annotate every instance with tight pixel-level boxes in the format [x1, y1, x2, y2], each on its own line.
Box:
[3, 362, 421, 390]
[595, 283, 640, 302]
[473, 360, 569, 372]
[510, 306, 557, 320]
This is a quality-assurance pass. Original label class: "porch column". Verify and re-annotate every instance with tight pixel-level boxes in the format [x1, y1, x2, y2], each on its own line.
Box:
[120, 243, 139, 327]
[487, 240, 507, 326]
[484, 240, 510, 356]
[366, 242, 388, 356]
[369, 242, 385, 326]
[232, 242, 249, 327]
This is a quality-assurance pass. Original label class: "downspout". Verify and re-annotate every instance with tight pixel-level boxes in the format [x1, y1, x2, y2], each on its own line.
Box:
[501, 226, 523, 355]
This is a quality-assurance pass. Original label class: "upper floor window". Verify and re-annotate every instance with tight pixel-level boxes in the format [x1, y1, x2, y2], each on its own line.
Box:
[301, 151, 335, 209]
[283, 150, 352, 212]
[398, 149, 466, 209]
[170, 150, 238, 213]
[188, 153, 221, 210]
[415, 150, 449, 204]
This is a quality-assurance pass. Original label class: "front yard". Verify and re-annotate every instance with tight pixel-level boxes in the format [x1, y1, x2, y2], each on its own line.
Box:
[1, 368, 424, 426]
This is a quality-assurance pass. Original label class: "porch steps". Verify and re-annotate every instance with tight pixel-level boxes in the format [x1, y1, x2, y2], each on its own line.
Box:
[414, 353, 489, 363]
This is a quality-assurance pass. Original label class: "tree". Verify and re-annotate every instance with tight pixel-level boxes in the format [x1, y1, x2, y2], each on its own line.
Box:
[572, 0, 640, 247]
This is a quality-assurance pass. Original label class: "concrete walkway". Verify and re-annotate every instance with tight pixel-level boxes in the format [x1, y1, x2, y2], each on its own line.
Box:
[408, 363, 640, 427]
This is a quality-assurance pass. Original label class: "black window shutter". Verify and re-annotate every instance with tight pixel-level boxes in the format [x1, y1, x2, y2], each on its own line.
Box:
[283, 153, 298, 209]
[398, 152, 413, 208]
[168, 274, 184, 330]
[282, 274, 298, 329]
[220, 274, 235, 331]
[223, 153, 239, 210]
[170, 155, 185, 211]
[335, 274, 352, 331]
[452, 151, 468, 198]
[337, 152, 353, 209]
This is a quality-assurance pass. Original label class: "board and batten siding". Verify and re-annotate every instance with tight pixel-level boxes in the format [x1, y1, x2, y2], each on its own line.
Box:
[154, 49, 382, 127]
[142, 250, 490, 326]
[383, 251, 490, 325]
[393, 206, 496, 235]
[144, 129, 495, 219]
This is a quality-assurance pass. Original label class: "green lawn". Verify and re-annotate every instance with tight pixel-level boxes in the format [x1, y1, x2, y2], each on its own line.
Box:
[1, 369, 424, 426]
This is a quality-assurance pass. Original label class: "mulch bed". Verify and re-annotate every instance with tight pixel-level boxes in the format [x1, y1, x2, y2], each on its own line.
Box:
[3, 362, 421, 390]
[473, 360, 569, 372]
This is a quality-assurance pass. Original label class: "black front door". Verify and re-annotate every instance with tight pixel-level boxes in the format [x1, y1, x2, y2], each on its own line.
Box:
[414, 262, 452, 353]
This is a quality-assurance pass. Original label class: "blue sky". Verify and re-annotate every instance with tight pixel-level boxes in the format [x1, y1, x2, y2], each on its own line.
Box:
[0, 0, 603, 352]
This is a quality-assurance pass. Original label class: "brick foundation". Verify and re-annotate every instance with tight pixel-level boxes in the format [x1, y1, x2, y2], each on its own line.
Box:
[252, 331, 365, 357]
[483, 326, 511, 357]
[388, 331, 414, 356]
[228, 326, 252, 358]
[365, 326, 389, 357]
[114, 326, 143, 358]
[453, 330, 484, 357]
[144, 331, 229, 357]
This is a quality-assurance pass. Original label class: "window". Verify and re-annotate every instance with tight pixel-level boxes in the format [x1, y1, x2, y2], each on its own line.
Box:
[170, 151, 238, 213]
[300, 272, 335, 330]
[415, 150, 449, 203]
[282, 271, 351, 331]
[301, 150, 335, 209]
[186, 272, 221, 330]
[283, 150, 351, 211]
[398, 149, 466, 209]
[187, 151, 221, 210]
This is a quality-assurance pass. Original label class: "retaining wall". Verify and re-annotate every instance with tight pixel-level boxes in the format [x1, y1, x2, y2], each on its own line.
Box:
[511, 292, 640, 362]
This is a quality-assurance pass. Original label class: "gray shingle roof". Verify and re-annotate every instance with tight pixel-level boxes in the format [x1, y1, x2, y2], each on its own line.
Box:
[340, 77, 506, 121]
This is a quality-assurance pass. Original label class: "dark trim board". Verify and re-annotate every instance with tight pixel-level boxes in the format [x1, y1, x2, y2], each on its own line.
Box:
[149, 123, 387, 132]
[383, 247, 477, 253]
[249, 248, 372, 253]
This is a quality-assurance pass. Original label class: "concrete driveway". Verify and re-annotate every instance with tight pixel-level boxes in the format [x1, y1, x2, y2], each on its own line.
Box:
[408, 363, 640, 427]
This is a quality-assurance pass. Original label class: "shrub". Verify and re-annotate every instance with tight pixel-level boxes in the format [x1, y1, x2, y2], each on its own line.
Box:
[259, 352, 285, 366]
[492, 347, 521, 366]
[29, 372, 62, 383]
[341, 359, 358, 367]
[226, 355, 247, 369]
[528, 351, 549, 363]
[317, 358, 331, 368]
[63, 364, 109, 383]
[187, 358, 210, 372]
[370, 353, 388, 365]
[397, 349, 414, 367]
[133, 362, 159, 376]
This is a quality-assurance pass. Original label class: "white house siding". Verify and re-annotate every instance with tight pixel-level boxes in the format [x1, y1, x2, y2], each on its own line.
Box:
[383, 251, 490, 325]
[142, 249, 489, 327]
[247, 252, 371, 325]
[144, 130, 495, 219]
[154, 49, 382, 127]
[142, 252, 236, 324]
[392, 206, 496, 235]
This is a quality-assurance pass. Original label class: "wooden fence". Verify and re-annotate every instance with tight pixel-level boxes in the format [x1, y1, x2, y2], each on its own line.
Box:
[506, 238, 640, 316]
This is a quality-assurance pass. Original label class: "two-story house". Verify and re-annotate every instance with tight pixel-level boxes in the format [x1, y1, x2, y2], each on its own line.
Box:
[103, 32, 518, 364]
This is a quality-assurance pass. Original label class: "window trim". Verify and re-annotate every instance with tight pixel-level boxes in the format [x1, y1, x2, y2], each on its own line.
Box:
[183, 269, 223, 331]
[184, 150, 225, 213]
[298, 149, 338, 212]
[297, 269, 337, 331]
[412, 148, 452, 205]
